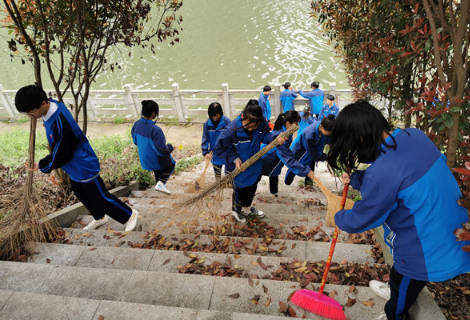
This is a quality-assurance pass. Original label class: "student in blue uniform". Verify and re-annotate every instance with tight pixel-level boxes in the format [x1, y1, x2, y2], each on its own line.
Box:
[15, 85, 138, 232]
[318, 94, 340, 120]
[298, 105, 315, 136]
[284, 114, 336, 186]
[327, 100, 470, 320]
[201, 102, 231, 179]
[279, 82, 297, 112]
[298, 81, 324, 118]
[258, 85, 272, 122]
[214, 99, 286, 223]
[132, 100, 175, 195]
[261, 110, 314, 197]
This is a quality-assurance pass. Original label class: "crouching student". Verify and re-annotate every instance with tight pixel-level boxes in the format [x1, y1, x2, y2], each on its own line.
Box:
[261, 110, 314, 197]
[201, 102, 231, 180]
[15, 85, 138, 231]
[214, 99, 286, 223]
[284, 114, 336, 186]
[132, 100, 175, 195]
[328, 100, 470, 320]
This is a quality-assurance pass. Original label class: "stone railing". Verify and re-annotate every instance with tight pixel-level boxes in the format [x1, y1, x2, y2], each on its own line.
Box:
[0, 83, 355, 123]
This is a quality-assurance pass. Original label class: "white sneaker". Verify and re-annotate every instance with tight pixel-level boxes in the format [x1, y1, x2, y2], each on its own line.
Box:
[124, 209, 139, 232]
[374, 313, 387, 320]
[369, 280, 391, 300]
[250, 207, 265, 217]
[231, 211, 246, 223]
[84, 215, 108, 230]
[155, 181, 171, 194]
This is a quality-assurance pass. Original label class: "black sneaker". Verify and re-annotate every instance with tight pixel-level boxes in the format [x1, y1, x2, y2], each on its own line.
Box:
[250, 207, 265, 217]
[231, 210, 246, 223]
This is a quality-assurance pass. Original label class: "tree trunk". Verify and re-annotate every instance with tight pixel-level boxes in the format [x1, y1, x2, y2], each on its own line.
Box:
[446, 112, 460, 168]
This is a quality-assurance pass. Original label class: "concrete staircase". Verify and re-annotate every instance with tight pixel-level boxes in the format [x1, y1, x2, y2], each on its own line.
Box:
[0, 162, 444, 320]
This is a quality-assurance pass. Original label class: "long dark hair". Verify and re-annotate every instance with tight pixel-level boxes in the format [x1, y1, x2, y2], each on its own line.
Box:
[327, 100, 395, 171]
[241, 99, 263, 126]
[273, 110, 300, 131]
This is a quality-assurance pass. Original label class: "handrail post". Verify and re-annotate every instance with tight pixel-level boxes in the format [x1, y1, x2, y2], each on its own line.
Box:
[221, 83, 231, 118]
[172, 83, 185, 122]
[124, 84, 139, 118]
[273, 83, 281, 118]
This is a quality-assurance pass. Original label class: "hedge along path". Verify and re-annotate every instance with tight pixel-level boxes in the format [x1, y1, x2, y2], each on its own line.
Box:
[181, 124, 299, 208]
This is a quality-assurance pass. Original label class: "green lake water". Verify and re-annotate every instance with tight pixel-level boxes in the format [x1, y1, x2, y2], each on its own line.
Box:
[0, 0, 350, 91]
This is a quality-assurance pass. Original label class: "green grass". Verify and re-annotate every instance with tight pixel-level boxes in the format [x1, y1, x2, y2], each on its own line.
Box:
[0, 127, 202, 189]
[0, 128, 50, 167]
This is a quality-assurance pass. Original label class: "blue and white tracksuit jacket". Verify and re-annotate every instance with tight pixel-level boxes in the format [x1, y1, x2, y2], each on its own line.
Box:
[201, 116, 231, 166]
[335, 128, 470, 282]
[131, 118, 175, 171]
[280, 89, 297, 112]
[40, 100, 100, 182]
[214, 116, 274, 188]
[261, 127, 311, 178]
[298, 88, 324, 115]
[258, 92, 272, 121]
[289, 121, 329, 169]
[318, 103, 340, 120]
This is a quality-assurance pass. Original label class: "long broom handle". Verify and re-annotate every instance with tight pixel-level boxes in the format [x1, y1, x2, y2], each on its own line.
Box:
[319, 177, 349, 294]
[182, 124, 299, 206]
[27, 117, 37, 187]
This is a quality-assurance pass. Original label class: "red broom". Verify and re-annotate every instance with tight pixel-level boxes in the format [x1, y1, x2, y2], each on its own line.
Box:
[291, 179, 350, 320]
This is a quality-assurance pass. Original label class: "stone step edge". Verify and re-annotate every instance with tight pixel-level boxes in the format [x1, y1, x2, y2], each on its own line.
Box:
[26, 241, 387, 278]
[0, 289, 289, 320]
[60, 227, 376, 262]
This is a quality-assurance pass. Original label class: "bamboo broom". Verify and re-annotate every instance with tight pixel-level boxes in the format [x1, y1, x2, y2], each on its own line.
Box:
[0, 118, 58, 259]
[181, 124, 299, 206]
[313, 175, 354, 227]
[195, 152, 212, 191]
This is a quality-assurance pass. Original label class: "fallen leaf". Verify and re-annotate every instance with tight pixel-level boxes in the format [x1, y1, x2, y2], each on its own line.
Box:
[74, 234, 80, 240]
[163, 259, 170, 265]
[89, 247, 97, 251]
[46, 258, 51, 263]
[345, 297, 357, 307]
[229, 293, 240, 299]
[348, 284, 356, 293]
[279, 301, 288, 313]
[82, 232, 92, 237]
[329, 290, 337, 298]
[361, 300, 375, 307]
[288, 307, 297, 317]
[98, 316, 104, 320]
[265, 298, 271, 306]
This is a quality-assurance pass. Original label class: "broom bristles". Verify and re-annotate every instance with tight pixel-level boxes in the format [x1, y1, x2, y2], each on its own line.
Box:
[313, 176, 354, 227]
[0, 117, 58, 260]
[181, 124, 299, 207]
[291, 289, 347, 320]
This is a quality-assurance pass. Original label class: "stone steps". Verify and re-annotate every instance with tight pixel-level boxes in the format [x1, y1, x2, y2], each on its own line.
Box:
[0, 260, 386, 319]
[1, 160, 445, 319]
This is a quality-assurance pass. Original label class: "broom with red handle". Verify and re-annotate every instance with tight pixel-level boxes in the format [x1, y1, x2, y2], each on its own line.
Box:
[291, 177, 350, 320]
